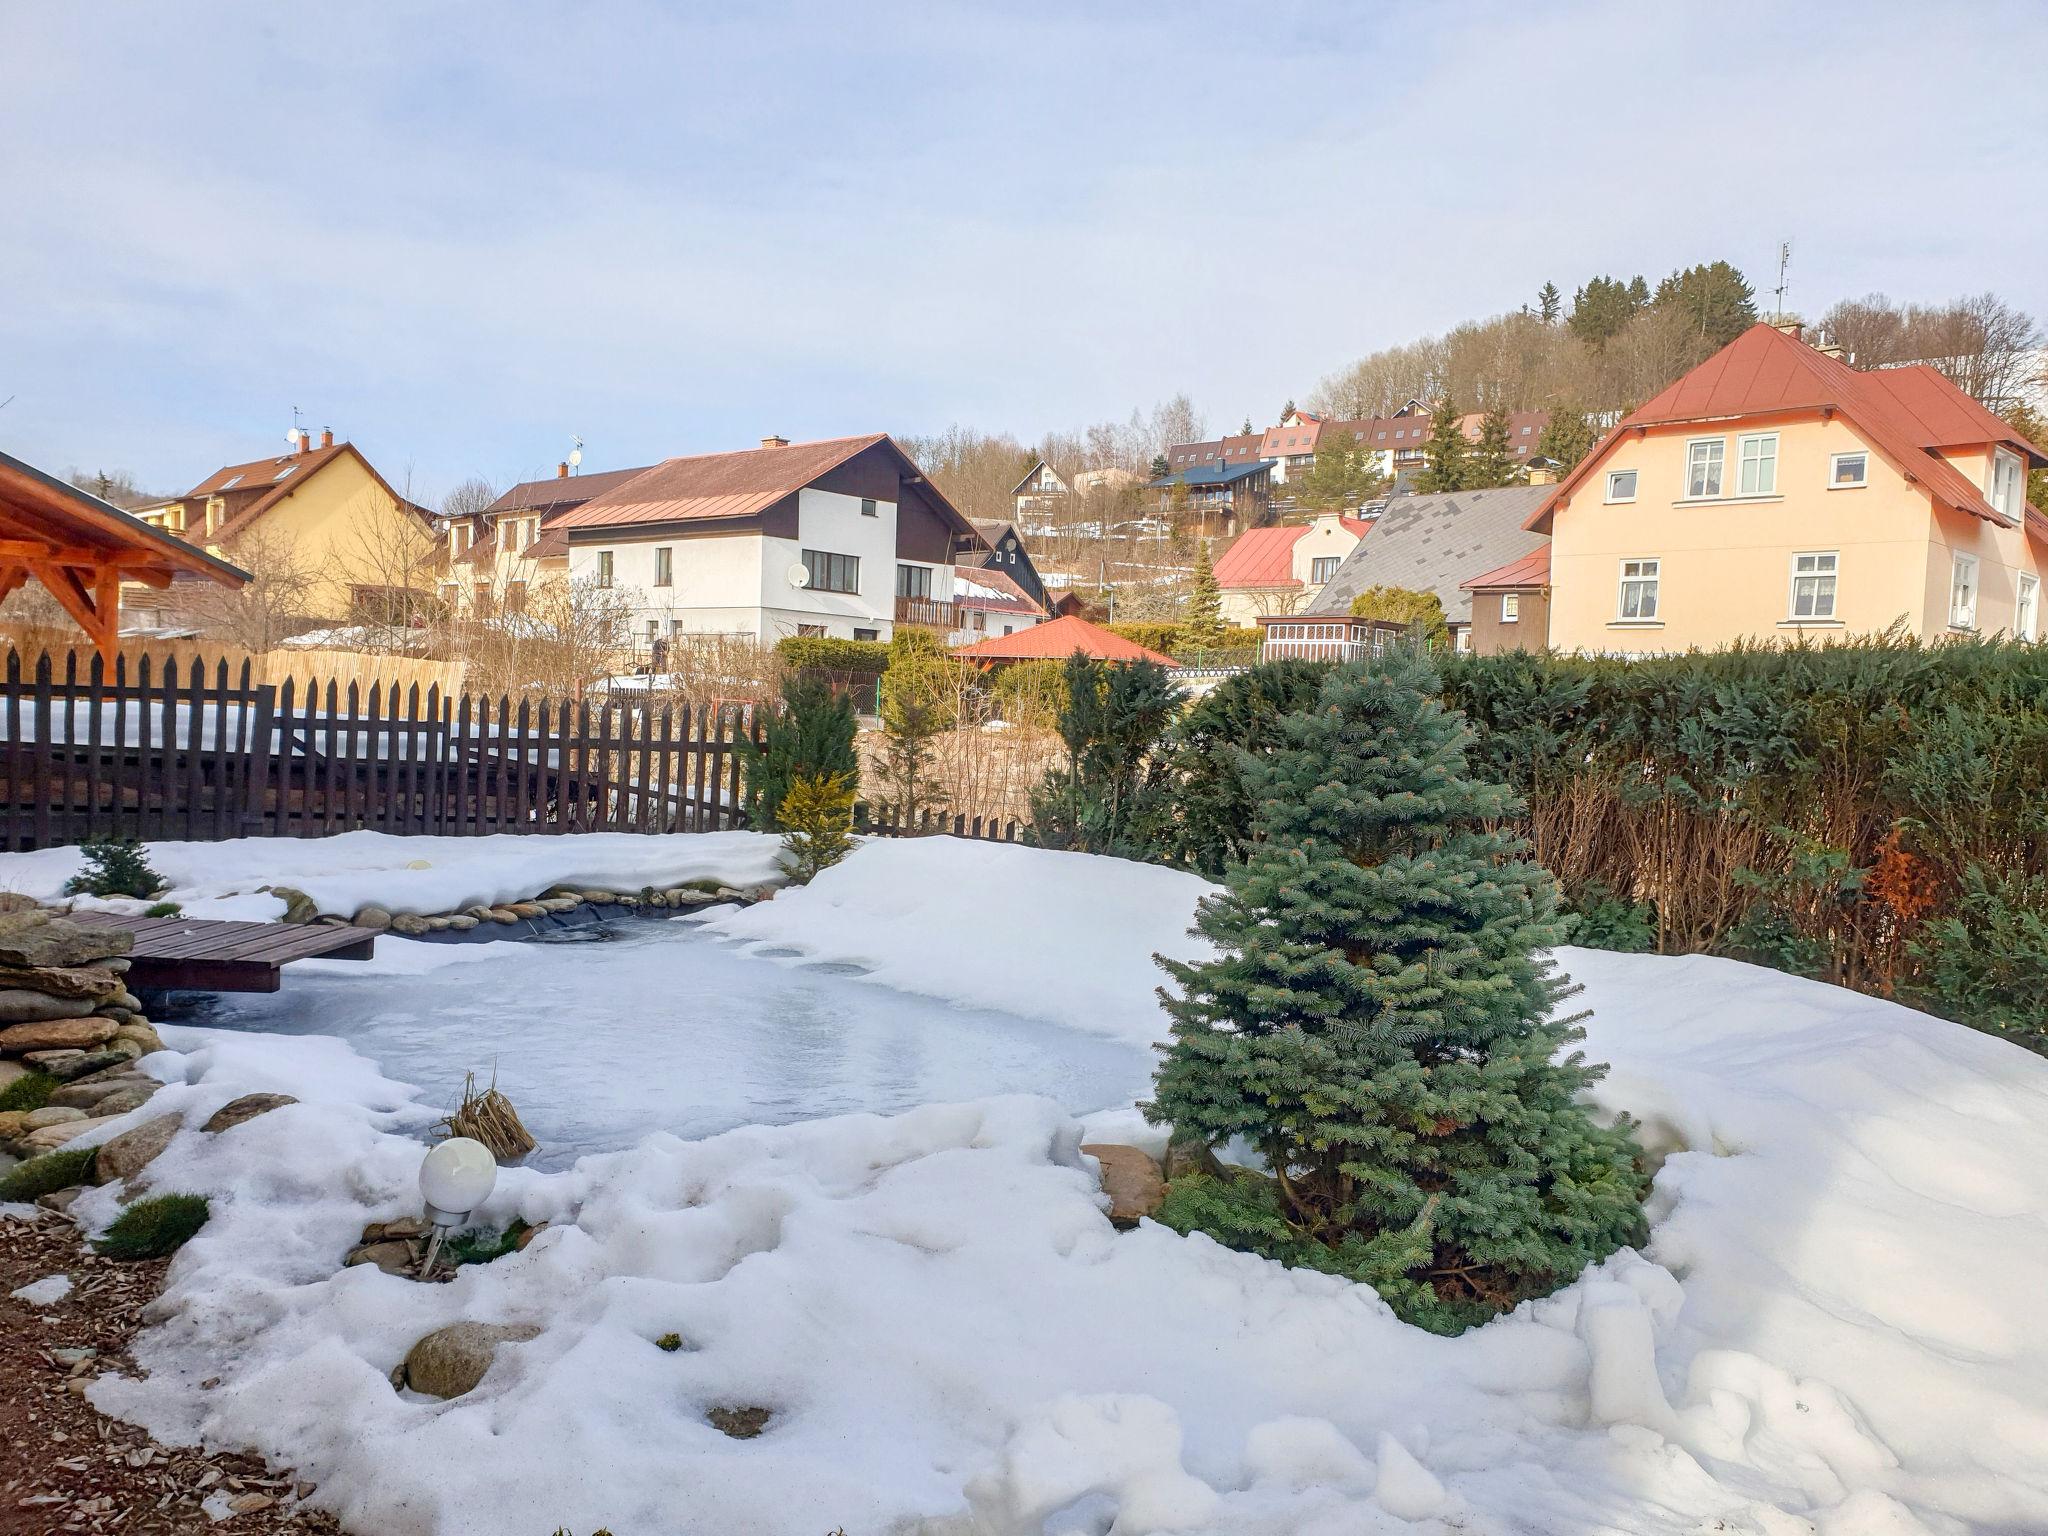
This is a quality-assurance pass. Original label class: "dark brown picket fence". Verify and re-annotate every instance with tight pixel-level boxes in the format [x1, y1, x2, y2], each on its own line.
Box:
[0, 649, 759, 851]
[856, 802, 1026, 843]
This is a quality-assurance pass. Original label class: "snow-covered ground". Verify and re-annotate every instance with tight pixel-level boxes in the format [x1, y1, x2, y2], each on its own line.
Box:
[2, 834, 2044, 1534]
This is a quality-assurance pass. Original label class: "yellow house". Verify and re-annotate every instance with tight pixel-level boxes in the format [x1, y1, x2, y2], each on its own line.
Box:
[156, 430, 440, 623]
[1529, 323, 2047, 652]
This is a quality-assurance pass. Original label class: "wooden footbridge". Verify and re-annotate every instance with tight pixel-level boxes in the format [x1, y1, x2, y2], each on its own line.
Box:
[64, 909, 376, 993]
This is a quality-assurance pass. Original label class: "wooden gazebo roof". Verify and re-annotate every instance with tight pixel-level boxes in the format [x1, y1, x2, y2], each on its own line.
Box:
[0, 448, 248, 657]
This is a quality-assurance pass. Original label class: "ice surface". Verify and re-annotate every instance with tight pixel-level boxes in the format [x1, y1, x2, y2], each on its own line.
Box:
[183, 919, 1155, 1168]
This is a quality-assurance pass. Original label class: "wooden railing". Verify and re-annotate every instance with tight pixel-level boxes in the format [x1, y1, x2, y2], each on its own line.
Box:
[0, 649, 759, 850]
[856, 802, 1025, 843]
[894, 595, 961, 629]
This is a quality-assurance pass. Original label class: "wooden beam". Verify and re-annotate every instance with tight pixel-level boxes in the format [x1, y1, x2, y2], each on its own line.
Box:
[25, 558, 117, 659]
[0, 562, 26, 603]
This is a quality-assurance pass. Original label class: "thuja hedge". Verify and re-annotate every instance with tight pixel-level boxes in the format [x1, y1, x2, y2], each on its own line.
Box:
[771, 636, 891, 675]
[1121, 636, 2048, 1051]
[1105, 622, 1265, 658]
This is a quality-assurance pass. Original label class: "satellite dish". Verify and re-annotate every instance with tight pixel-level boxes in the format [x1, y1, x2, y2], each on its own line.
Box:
[286, 427, 301, 446]
[786, 562, 812, 589]
[568, 448, 583, 467]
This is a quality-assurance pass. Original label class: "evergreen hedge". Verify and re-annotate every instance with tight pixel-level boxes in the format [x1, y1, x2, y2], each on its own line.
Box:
[771, 636, 890, 675]
[1105, 622, 1264, 658]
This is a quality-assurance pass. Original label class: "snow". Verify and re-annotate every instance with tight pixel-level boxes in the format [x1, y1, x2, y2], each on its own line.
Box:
[11, 1273, 73, 1306]
[0, 828, 786, 922]
[0, 835, 2035, 1533]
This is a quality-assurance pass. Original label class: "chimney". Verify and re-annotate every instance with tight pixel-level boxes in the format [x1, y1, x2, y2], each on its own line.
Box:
[1773, 319, 1806, 341]
[557, 461, 570, 479]
[296, 429, 311, 456]
[320, 427, 334, 449]
[760, 434, 789, 450]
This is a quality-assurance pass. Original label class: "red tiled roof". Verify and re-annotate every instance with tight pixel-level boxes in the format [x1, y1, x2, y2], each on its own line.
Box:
[951, 613, 1174, 665]
[1529, 324, 2042, 534]
[1212, 525, 1309, 589]
[1462, 545, 1551, 590]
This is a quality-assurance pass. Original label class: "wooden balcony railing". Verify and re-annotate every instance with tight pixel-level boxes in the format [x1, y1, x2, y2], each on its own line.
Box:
[894, 595, 961, 629]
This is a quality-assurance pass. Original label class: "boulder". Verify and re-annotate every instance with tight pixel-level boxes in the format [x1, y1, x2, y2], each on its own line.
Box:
[352, 906, 393, 931]
[363, 1215, 428, 1243]
[486, 908, 520, 925]
[22, 1106, 87, 1130]
[401, 1321, 542, 1399]
[30, 1048, 133, 1082]
[390, 914, 430, 937]
[344, 1240, 419, 1275]
[0, 892, 40, 914]
[578, 890, 618, 905]
[92, 1085, 156, 1118]
[0, 909, 52, 940]
[0, 1059, 28, 1092]
[508, 902, 546, 919]
[17, 1115, 117, 1154]
[0, 964, 123, 1001]
[1162, 1137, 1224, 1184]
[202, 1093, 296, 1134]
[0, 991, 98, 1027]
[269, 887, 319, 925]
[444, 915, 480, 932]
[0, 918, 131, 970]
[0, 1109, 28, 1139]
[2, 1015, 119, 1054]
[49, 1074, 155, 1110]
[109, 990, 143, 1014]
[1080, 1143, 1166, 1229]
[36, 1186, 86, 1215]
[112, 1021, 164, 1056]
[93, 1112, 181, 1183]
[537, 896, 580, 913]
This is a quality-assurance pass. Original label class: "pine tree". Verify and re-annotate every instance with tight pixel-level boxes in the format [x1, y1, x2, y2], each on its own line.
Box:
[1536, 407, 1598, 474]
[1467, 402, 1516, 488]
[1150, 453, 1170, 480]
[1281, 398, 1297, 423]
[1417, 399, 1470, 493]
[1029, 654, 1179, 856]
[1147, 653, 1649, 1334]
[1537, 281, 1562, 325]
[1185, 542, 1225, 647]
[1652, 261, 1758, 347]
[1241, 417, 1254, 436]
[736, 674, 857, 831]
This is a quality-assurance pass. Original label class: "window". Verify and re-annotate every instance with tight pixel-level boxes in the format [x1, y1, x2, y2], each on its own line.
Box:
[1618, 558, 1660, 620]
[595, 550, 614, 588]
[1738, 433, 1778, 495]
[796, 623, 827, 638]
[2018, 574, 2039, 641]
[1949, 553, 1978, 629]
[1520, 425, 1533, 435]
[861, 497, 878, 518]
[1829, 452, 1868, 488]
[646, 619, 659, 642]
[852, 627, 879, 642]
[1685, 439, 1725, 498]
[896, 563, 933, 599]
[1789, 552, 1838, 620]
[1991, 449, 2024, 518]
[653, 547, 673, 587]
[1605, 469, 1638, 503]
[1501, 593, 1520, 623]
[1310, 556, 1341, 584]
[803, 548, 859, 593]
[505, 580, 528, 613]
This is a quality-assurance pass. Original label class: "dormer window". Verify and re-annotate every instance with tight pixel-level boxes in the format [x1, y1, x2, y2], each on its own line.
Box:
[1990, 448, 2024, 519]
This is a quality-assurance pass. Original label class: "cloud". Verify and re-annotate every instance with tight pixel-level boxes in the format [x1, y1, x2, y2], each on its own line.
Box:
[0, 0, 2041, 498]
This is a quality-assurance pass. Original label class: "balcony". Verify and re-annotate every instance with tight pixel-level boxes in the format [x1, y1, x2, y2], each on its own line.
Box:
[894, 595, 961, 630]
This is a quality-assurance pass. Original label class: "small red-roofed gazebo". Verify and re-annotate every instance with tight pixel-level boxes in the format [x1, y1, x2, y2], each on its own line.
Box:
[951, 612, 1176, 667]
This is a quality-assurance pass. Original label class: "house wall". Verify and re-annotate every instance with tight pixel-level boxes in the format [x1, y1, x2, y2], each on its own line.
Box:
[566, 485, 958, 643]
[1544, 414, 2042, 653]
[1219, 586, 1302, 626]
[208, 452, 434, 621]
[1467, 586, 1550, 654]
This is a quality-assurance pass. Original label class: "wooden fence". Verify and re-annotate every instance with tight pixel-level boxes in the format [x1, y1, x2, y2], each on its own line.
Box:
[0, 649, 757, 850]
[856, 803, 1026, 843]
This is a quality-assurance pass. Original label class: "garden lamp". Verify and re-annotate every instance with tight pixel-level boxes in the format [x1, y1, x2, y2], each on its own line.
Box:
[418, 1136, 497, 1277]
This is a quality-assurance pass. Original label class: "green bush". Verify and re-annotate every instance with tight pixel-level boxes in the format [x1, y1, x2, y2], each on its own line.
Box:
[1348, 586, 1449, 650]
[738, 672, 859, 831]
[989, 658, 1069, 729]
[1905, 865, 2048, 1052]
[771, 636, 889, 675]
[0, 1069, 58, 1114]
[63, 838, 163, 899]
[1105, 622, 1263, 659]
[1562, 883, 1658, 953]
[779, 772, 857, 883]
[1029, 655, 1180, 857]
[0, 1145, 99, 1202]
[93, 1193, 210, 1259]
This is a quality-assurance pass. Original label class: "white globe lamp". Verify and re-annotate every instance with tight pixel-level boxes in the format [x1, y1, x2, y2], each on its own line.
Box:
[418, 1137, 497, 1276]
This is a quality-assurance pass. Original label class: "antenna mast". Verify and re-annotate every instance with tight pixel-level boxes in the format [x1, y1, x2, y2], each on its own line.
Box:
[1772, 241, 1793, 323]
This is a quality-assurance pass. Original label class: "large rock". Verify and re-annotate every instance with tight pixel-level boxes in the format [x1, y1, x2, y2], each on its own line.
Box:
[0, 964, 123, 1001]
[16, 1115, 118, 1154]
[0, 1109, 29, 1139]
[0, 1059, 29, 1092]
[112, 1021, 164, 1057]
[93, 1112, 181, 1183]
[0, 893, 40, 915]
[49, 1073, 156, 1110]
[345, 1239, 420, 1275]
[4, 1015, 120, 1054]
[202, 1093, 296, 1134]
[91, 1084, 157, 1118]
[0, 917, 132, 970]
[22, 1106, 86, 1130]
[352, 906, 393, 931]
[1080, 1143, 1166, 1229]
[0, 991, 98, 1026]
[268, 887, 319, 925]
[30, 1047, 132, 1081]
[401, 1321, 541, 1399]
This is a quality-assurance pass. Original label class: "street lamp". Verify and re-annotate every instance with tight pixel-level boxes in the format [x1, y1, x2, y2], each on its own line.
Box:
[418, 1137, 497, 1277]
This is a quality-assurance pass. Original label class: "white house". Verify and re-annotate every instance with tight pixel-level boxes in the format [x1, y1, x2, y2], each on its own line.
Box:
[1209, 511, 1374, 625]
[552, 434, 978, 649]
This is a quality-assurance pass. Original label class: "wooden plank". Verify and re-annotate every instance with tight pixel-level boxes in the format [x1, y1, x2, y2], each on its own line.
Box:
[30, 651, 52, 852]
[182, 655, 205, 840]
[1, 651, 18, 852]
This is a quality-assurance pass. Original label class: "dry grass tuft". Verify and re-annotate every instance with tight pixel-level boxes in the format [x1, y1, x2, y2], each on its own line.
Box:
[439, 1070, 537, 1162]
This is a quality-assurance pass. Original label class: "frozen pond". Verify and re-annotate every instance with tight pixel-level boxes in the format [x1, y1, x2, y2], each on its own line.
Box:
[176, 917, 1156, 1167]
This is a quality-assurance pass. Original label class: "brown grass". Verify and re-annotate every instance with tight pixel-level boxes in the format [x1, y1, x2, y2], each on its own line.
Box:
[439, 1071, 537, 1163]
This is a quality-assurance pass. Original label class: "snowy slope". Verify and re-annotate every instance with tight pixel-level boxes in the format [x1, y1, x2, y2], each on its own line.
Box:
[35, 836, 2048, 1534]
[0, 828, 786, 921]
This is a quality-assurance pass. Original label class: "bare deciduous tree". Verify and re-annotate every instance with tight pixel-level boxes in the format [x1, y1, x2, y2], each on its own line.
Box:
[1820, 292, 2042, 408]
[180, 530, 322, 651]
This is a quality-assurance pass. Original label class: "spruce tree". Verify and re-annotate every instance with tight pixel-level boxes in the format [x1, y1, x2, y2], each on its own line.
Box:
[1537, 281, 1562, 325]
[1185, 542, 1225, 647]
[1537, 406, 1598, 474]
[1148, 653, 1648, 1334]
[739, 673, 858, 831]
[1468, 402, 1516, 488]
[1417, 400, 1470, 493]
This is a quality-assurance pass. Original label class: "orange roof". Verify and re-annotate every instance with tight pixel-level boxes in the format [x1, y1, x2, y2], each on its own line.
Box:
[1212, 525, 1308, 589]
[1463, 545, 1551, 590]
[1528, 324, 2044, 535]
[951, 613, 1174, 665]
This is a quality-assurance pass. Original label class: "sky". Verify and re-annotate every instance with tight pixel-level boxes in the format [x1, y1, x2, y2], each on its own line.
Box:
[2, 0, 2044, 505]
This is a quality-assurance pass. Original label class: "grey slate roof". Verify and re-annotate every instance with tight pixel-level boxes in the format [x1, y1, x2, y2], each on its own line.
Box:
[1305, 484, 1551, 625]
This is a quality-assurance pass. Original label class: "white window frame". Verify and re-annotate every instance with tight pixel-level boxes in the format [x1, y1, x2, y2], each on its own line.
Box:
[2018, 573, 2040, 641]
[1788, 551, 1838, 621]
[1828, 451, 1869, 489]
[1501, 592, 1520, 623]
[1949, 552, 1979, 630]
[1990, 449, 2024, 519]
[1738, 432, 1779, 496]
[1685, 438, 1725, 499]
[1605, 468, 1638, 503]
[1617, 557, 1661, 621]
